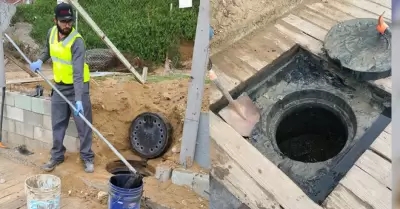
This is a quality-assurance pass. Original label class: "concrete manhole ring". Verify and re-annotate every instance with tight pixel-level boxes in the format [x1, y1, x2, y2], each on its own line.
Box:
[264, 90, 357, 163]
[324, 18, 391, 80]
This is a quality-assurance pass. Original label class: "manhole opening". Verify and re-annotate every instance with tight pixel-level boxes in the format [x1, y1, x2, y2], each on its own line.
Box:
[275, 104, 348, 163]
[105, 160, 154, 177]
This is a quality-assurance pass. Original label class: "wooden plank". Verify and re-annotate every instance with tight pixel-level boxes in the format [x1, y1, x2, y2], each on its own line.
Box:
[4, 53, 37, 78]
[67, 0, 144, 84]
[274, 23, 323, 55]
[370, 130, 391, 161]
[211, 140, 280, 209]
[342, 0, 391, 20]
[307, 3, 354, 22]
[263, 31, 294, 52]
[179, 0, 209, 168]
[229, 44, 269, 71]
[0, 195, 25, 209]
[355, 150, 391, 189]
[340, 166, 391, 209]
[367, 0, 391, 8]
[323, 184, 369, 209]
[297, 9, 338, 30]
[384, 123, 391, 134]
[372, 78, 392, 94]
[210, 112, 322, 209]
[328, 0, 387, 21]
[282, 14, 327, 41]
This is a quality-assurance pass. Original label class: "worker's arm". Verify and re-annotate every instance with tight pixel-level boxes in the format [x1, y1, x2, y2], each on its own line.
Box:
[38, 28, 52, 62]
[71, 38, 85, 102]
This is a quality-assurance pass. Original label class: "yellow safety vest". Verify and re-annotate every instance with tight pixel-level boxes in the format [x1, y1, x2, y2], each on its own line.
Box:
[49, 26, 90, 84]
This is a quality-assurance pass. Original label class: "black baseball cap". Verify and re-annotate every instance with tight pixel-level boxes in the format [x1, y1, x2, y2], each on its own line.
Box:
[54, 3, 75, 21]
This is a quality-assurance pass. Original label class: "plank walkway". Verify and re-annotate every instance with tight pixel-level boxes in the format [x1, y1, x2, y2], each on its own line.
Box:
[0, 156, 106, 209]
[210, 0, 392, 208]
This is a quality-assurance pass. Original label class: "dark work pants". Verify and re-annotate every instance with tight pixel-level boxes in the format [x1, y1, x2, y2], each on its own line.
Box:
[50, 82, 94, 162]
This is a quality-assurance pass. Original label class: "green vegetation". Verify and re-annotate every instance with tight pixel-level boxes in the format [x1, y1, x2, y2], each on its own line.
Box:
[12, 0, 199, 64]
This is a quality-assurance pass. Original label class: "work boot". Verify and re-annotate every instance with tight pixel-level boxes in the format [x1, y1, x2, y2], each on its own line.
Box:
[83, 160, 94, 173]
[41, 160, 64, 172]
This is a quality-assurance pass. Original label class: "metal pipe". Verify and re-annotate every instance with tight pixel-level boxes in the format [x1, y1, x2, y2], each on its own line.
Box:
[3, 33, 137, 174]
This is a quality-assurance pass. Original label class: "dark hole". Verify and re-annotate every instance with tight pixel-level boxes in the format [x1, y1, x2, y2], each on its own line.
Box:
[106, 160, 154, 179]
[275, 105, 348, 163]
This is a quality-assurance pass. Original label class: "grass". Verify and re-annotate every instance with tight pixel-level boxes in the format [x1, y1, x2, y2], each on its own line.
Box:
[12, 0, 199, 65]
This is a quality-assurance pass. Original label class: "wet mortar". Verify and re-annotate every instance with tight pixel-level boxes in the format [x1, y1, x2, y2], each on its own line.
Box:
[213, 46, 391, 204]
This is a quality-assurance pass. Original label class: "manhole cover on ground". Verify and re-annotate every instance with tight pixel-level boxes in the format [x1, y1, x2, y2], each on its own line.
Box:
[324, 18, 391, 80]
[129, 112, 172, 159]
[241, 47, 389, 203]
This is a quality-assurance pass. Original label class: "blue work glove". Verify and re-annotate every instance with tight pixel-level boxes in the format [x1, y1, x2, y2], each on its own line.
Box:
[74, 101, 84, 116]
[30, 60, 43, 72]
[209, 25, 214, 40]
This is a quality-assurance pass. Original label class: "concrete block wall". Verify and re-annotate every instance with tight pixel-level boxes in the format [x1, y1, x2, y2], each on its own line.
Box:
[1, 91, 80, 153]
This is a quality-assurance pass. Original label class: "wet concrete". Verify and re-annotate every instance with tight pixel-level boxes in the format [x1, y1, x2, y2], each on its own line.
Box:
[324, 18, 391, 80]
[242, 48, 390, 203]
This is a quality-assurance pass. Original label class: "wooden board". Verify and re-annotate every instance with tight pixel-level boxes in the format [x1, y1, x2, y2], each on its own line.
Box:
[211, 140, 280, 209]
[323, 185, 369, 209]
[210, 112, 322, 209]
[340, 166, 391, 209]
[370, 129, 391, 161]
[355, 149, 391, 189]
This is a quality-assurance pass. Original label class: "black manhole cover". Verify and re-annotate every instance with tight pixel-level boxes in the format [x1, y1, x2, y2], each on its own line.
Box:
[129, 112, 172, 159]
[276, 104, 348, 163]
[324, 18, 391, 80]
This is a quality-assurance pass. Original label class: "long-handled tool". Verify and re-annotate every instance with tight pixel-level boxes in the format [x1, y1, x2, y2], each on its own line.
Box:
[4, 33, 142, 187]
[208, 59, 260, 137]
[0, 34, 7, 148]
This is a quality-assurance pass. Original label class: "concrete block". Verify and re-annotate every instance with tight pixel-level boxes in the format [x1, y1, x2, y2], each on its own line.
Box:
[155, 165, 172, 182]
[5, 105, 24, 122]
[171, 169, 210, 199]
[193, 173, 210, 199]
[33, 126, 53, 144]
[31, 97, 52, 116]
[66, 120, 78, 137]
[14, 94, 32, 111]
[24, 110, 44, 127]
[16, 122, 34, 138]
[7, 132, 26, 146]
[43, 115, 52, 130]
[64, 135, 79, 152]
[3, 92, 16, 106]
[25, 137, 52, 151]
[2, 118, 15, 133]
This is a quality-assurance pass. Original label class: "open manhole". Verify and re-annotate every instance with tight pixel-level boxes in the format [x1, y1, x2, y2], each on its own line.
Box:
[129, 112, 172, 159]
[275, 92, 355, 163]
[106, 160, 155, 177]
[211, 46, 391, 203]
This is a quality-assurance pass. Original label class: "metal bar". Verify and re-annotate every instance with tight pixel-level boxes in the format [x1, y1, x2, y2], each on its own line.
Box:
[3, 33, 137, 174]
[179, 0, 210, 168]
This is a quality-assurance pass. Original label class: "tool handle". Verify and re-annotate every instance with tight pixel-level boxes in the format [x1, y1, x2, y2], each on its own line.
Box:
[209, 69, 235, 104]
[4, 33, 138, 174]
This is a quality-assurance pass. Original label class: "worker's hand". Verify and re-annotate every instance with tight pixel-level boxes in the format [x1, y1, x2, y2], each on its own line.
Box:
[74, 101, 84, 116]
[30, 60, 43, 72]
[209, 25, 214, 40]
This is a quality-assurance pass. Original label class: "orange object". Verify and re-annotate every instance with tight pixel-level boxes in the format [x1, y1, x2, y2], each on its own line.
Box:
[377, 13, 389, 34]
[0, 142, 6, 148]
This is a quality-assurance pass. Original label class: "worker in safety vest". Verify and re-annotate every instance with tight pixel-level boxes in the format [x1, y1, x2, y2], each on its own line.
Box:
[29, 3, 94, 173]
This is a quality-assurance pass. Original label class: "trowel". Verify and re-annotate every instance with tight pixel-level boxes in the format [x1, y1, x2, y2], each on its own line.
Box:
[208, 59, 260, 137]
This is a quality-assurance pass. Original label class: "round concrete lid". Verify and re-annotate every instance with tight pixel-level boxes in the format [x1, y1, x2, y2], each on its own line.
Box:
[324, 18, 391, 80]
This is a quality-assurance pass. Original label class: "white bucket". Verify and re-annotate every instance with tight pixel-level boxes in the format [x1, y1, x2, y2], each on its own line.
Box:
[25, 174, 61, 209]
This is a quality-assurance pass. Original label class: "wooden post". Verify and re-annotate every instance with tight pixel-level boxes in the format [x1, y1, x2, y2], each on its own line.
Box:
[67, 0, 145, 84]
[142, 67, 148, 82]
[179, 0, 209, 168]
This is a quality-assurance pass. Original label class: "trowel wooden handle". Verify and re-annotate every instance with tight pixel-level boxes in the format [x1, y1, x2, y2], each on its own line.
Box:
[209, 69, 235, 104]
